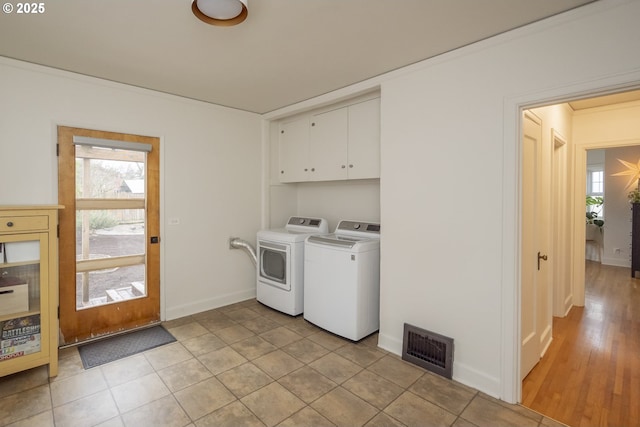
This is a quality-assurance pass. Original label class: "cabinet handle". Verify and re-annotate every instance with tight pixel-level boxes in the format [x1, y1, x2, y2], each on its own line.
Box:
[281, 170, 284, 174]
[349, 164, 354, 168]
[6, 221, 13, 227]
[304, 168, 308, 172]
[0, 290, 15, 295]
[311, 122, 315, 127]
[341, 165, 346, 169]
[311, 168, 315, 172]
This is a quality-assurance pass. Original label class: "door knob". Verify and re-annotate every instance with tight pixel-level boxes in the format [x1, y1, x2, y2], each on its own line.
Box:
[537, 252, 548, 270]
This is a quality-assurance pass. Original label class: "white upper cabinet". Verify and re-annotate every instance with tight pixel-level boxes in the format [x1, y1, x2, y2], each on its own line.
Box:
[310, 107, 349, 181]
[278, 116, 310, 183]
[277, 96, 380, 183]
[347, 98, 380, 180]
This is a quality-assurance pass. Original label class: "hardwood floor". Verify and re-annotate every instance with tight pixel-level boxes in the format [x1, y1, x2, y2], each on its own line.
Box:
[522, 260, 640, 427]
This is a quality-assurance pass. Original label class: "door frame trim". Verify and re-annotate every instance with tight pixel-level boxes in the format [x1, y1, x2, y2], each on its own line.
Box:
[501, 72, 640, 404]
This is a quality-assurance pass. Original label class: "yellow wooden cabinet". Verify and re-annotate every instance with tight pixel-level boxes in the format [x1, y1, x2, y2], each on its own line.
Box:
[0, 206, 62, 378]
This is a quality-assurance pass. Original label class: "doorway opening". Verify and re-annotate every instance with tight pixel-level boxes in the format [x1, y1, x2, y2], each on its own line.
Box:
[519, 89, 640, 426]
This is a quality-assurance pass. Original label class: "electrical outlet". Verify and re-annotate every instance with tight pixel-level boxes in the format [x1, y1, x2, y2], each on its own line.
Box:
[168, 218, 180, 225]
[614, 247, 621, 254]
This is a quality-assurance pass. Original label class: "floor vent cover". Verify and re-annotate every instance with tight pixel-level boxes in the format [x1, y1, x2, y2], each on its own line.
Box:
[402, 323, 454, 379]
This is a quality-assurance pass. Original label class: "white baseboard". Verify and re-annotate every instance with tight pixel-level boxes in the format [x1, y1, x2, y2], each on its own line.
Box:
[377, 331, 402, 356]
[377, 329, 501, 399]
[165, 288, 256, 320]
[563, 294, 573, 317]
[601, 257, 630, 268]
[452, 361, 502, 399]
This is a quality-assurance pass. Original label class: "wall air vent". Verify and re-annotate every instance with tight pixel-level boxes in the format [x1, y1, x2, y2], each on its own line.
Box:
[402, 323, 454, 379]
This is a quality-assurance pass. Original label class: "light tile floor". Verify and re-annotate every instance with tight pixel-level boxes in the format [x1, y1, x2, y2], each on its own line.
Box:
[0, 299, 567, 427]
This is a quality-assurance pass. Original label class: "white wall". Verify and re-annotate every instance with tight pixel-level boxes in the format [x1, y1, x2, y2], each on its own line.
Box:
[293, 180, 380, 231]
[268, 180, 380, 231]
[587, 149, 605, 165]
[377, 0, 640, 400]
[0, 58, 263, 320]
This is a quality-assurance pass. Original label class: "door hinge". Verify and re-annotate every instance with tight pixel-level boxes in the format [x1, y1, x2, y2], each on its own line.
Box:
[56, 143, 59, 157]
[57, 224, 60, 238]
[57, 306, 60, 319]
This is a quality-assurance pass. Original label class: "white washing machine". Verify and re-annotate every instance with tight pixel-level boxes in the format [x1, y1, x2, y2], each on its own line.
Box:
[257, 216, 328, 315]
[303, 220, 380, 340]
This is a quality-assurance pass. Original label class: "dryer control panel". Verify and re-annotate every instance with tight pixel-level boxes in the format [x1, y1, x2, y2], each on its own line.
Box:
[287, 216, 323, 227]
[284, 217, 329, 234]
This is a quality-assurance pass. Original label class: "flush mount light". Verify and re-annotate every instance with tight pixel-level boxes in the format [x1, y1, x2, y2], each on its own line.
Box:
[192, 0, 248, 26]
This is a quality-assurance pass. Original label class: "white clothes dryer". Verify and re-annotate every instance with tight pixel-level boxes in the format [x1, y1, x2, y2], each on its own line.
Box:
[257, 216, 328, 315]
[303, 220, 380, 340]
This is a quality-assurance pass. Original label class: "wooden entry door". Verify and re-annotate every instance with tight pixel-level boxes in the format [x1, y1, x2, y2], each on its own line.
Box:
[57, 126, 160, 345]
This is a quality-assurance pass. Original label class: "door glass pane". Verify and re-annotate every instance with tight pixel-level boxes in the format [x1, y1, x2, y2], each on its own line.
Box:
[76, 210, 145, 260]
[76, 265, 146, 308]
[75, 143, 147, 310]
[76, 146, 145, 199]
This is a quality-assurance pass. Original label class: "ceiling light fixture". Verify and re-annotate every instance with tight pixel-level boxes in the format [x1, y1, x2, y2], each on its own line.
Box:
[192, 0, 248, 26]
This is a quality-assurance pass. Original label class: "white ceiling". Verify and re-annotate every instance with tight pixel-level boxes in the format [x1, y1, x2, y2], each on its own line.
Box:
[0, 0, 596, 114]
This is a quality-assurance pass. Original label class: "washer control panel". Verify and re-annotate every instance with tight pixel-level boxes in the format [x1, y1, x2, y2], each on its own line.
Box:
[336, 220, 380, 235]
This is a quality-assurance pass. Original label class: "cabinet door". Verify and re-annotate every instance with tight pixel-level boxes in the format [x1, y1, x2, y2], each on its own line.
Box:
[310, 107, 348, 181]
[278, 117, 310, 183]
[347, 98, 380, 179]
[0, 232, 49, 372]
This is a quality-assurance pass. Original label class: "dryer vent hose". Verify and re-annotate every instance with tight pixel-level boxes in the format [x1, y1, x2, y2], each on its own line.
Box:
[229, 237, 257, 267]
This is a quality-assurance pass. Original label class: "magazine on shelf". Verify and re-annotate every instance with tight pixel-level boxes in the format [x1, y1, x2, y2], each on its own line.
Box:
[0, 314, 41, 360]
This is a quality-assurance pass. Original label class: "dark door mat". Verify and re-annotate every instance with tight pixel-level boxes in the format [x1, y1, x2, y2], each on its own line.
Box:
[77, 325, 176, 369]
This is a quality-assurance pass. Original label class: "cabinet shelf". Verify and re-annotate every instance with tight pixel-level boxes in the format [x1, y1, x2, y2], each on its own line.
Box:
[0, 260, 39, 268]
[0, 296, 41, 322]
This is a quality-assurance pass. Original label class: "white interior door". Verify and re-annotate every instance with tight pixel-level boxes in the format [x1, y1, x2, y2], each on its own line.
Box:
[521, 111, 550, 381]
